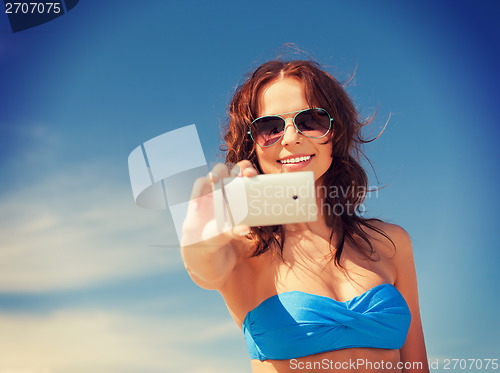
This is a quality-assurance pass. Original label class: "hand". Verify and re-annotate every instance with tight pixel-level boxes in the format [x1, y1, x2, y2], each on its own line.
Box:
[181, 160, 258, 248]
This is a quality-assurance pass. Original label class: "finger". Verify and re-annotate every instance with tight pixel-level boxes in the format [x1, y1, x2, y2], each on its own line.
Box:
[211, 163, 230, 184]
[209, 164, 229, 231]
[186, 178, 214, 219]
[231, 160, 258, 177]
[189, 176, 212, 200]
[242, 166, 258, 177]
[229, 164, 241, 177]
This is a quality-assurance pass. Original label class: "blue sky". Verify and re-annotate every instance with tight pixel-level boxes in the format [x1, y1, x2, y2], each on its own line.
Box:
[0, 1, 499, 372]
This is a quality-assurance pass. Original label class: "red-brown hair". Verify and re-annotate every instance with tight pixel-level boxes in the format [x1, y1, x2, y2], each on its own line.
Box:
[222, 60, 393, 265]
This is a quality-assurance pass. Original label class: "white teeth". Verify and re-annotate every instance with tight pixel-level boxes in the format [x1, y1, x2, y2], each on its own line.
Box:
[280, 155, 312, 164]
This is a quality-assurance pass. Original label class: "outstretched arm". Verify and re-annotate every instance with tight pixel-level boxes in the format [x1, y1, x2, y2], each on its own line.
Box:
[180, 161, 257, 290]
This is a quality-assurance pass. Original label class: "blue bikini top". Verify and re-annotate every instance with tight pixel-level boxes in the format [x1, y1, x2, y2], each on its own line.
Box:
[242, 283, 411, 361]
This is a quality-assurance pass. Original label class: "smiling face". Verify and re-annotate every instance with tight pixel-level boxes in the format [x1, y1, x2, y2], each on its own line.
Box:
[255, 77, 333, 181]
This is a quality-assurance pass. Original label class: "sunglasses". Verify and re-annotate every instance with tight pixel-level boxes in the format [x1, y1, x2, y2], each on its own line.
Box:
[248, 108, 333, 147]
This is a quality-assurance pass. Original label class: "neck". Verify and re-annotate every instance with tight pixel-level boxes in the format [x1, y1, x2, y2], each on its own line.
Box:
[284, 183, 341, 243]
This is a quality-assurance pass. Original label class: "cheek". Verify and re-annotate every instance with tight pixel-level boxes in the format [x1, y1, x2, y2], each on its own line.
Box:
[323, 154, 333, 170]
[317, 144, 334, 171]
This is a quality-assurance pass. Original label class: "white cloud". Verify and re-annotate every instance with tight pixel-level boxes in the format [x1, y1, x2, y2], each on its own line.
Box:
[0, 161, 183, 292]
[0, 308, 249, 373]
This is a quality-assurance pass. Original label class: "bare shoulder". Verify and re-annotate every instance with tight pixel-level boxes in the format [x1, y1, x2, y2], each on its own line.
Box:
[367, 222, 429, 370]
[360, 220, 412, 260]
[368, 220, 411, 250]
[373, 221, 414, 264]
[366, 219, 410, 241]
[367, 220, 419, 287]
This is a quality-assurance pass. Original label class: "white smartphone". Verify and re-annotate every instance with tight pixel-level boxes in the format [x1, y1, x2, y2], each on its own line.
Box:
[214, 171, 317, 228]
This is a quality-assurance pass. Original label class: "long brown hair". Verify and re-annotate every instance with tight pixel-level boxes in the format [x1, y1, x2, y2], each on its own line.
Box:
[222, 60, 393, 266]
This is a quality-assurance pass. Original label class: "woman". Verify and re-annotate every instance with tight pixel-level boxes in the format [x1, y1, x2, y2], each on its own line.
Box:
[181, 60, 429, 372]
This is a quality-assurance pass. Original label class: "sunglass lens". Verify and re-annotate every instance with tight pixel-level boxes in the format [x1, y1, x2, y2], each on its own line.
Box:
[295, 109, 331, 137]
[252, 117, 285, 146]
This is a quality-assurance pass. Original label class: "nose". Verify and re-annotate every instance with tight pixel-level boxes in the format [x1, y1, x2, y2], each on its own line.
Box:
[280, 118, 302, 146]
